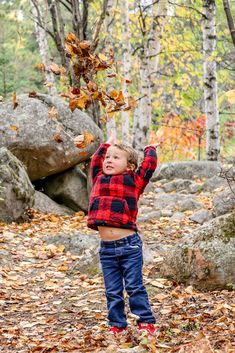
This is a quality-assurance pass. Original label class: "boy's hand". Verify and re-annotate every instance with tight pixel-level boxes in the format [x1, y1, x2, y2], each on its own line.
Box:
[106, 130, 117, 145]
[145, 142, 161, 149]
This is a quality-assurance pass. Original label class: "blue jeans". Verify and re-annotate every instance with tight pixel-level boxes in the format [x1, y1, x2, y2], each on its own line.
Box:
[99, 233, 156, 328]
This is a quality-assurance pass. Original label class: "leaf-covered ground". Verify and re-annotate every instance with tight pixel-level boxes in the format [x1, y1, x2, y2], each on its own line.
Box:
[0, 185, 234, 353]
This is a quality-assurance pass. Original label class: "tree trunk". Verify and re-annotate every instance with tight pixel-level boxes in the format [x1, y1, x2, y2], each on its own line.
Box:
[202, 0, 220, 161]
[133, 49, 152, 153]
[30, 0, 57, 95]
[133, 0, 167, 152]
[104, 0, 117, 137]
[121, 0, 131, 144]
[223, 0, 235, 47]
[148, 0, 168, 97]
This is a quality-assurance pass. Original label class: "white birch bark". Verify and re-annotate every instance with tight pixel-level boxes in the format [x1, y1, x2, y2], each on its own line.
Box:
[132, 49, 152, 153]
[121, 0, 131, 144]
[104, 0, 117, 138]
[133, 0, 167, 152]
[148, 0, 168, 95]
[30, 0, 57, 95]
[202, 0, 220, 161]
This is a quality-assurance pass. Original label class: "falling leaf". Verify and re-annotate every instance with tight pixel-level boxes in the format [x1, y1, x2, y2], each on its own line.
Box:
[50, 62, 63, 75]
[74, 131, 94, 149]
[10, 124, 19, 132]
[48, 106, 58, 120]
[35, 63, 45, 71]
[87, 81, 98, 92]
[53, 133, 63, 143]
[28, 91, 38, 98]
[12, 91, 18, 109]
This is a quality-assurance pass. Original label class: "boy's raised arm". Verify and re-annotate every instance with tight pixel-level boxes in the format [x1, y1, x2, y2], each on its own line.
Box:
[90, 130, 117, 183]
[135, 145, 158, 193]
[90, 143, 110, 183]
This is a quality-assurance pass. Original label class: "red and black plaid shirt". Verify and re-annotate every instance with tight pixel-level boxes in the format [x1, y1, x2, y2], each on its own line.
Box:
[87, 143, 157, 231]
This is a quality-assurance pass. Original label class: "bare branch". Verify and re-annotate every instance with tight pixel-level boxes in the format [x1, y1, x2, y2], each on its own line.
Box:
[223, 0, 235, 47]
[92, 0, 109, 50]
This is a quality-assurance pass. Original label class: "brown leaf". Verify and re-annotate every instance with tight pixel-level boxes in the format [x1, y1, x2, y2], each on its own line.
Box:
[28, 91, 38, 98]
[48, 106, 58, 120]
[74, 131, 94, 149]
[35, 63, 45, 71]
[53, 133, 63, 143]
[87, 81, 98, 93]
[50, 62, 64, 75]
[10, 124, 19, 132]
[69, 95, 91, 111]
[12, 91, 18, 109]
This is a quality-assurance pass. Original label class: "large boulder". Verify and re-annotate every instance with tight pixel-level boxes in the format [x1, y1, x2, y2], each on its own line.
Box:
[34, 191, 75, 216]
[43, 165, 89, 212]
[153, 161, 221, 181]
[212, 186, 235, 216]
[0, 94, 103, 180]
[161, 213, 235, 290]
[0, 148, 35, 222]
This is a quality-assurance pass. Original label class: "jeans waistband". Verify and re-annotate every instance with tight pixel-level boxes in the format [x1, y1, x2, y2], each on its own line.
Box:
[100, 232, 140, 247]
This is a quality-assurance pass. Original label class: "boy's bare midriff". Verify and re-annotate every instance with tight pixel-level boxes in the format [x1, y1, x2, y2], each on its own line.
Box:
[98, 226, 134, 241]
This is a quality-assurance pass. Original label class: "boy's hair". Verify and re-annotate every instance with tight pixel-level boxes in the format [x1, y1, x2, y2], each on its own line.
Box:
[114, 143, 138, 169]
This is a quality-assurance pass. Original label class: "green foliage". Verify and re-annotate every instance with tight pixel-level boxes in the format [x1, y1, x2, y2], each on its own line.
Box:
[0, 0, 44, 98]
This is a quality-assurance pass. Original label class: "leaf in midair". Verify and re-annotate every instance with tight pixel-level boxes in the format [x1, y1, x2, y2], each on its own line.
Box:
[48, 106, 58, 120]
[12, 92, 18, 109]
[10, 124, 19, 132]
[53, 133, 63, 143]
[28, 91, 38, 98]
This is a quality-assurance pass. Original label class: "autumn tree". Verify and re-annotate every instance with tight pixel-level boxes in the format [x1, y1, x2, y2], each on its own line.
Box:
[30, 0, 57, 94]
[202, 0, 220, 161]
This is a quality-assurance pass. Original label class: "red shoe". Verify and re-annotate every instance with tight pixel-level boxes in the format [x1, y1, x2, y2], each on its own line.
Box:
[109, 326, 127, 334]
[138, 323, 156, 335]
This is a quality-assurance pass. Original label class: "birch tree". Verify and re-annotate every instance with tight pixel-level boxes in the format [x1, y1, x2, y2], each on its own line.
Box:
[30, 0, 56, 94]
[202, 0, 220, 160]
[104, 0, 117, 137]
[121, 0, 131, 144]
[133, 0, 167, 152]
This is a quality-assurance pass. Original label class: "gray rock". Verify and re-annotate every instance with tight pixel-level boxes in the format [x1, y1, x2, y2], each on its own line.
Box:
[138, 210, 162, 222]
[34, 191, 74, 215]
[154, 193, 187, 210]
[161, 209, 173, 217]
[44, 165, 89, 212]
[169, 212, 185, 223]
[202, 175, 227, 192]
[162, 179, 194, 193]
[177, 197, 203, 212]
[0, 94, 103, 180]
[0, 148, 35, 222]
[46, 233, 100, 273]
[213, 186, 235, 216]
[188, 183, 202, 194]
[153, 161, 221, 181]
[161, 212, 235, 290]
[189, 209, 213, 224]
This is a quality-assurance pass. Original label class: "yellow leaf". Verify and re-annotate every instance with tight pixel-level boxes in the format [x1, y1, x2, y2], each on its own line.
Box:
[226, 90, 235, 104]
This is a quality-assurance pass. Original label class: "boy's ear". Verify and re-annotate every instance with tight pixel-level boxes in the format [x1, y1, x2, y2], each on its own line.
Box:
[127, 163, 136, 171]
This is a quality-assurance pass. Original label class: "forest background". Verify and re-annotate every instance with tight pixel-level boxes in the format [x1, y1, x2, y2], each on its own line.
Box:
[0, 0, 234, 163]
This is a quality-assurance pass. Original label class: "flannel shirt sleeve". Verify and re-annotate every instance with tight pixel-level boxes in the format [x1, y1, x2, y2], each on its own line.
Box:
[90, 143, 110, 183]
[135, 146, 157, 193]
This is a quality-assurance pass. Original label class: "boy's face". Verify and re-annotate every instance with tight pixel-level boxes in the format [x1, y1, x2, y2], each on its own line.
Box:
[103, 146, 133, 175]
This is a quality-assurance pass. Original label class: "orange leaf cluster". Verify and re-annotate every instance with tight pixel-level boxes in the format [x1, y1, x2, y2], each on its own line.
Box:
[74, 131, 94, 149]
[49, 32, 137, 116]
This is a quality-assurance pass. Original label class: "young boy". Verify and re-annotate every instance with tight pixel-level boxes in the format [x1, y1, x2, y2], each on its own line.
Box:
[87, 132, 158, 335]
